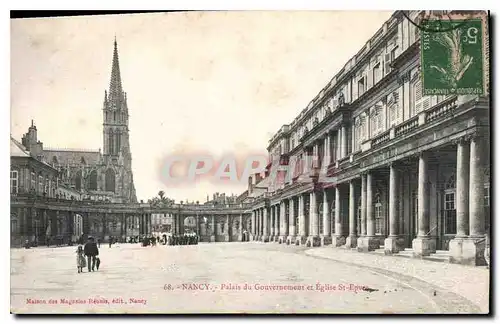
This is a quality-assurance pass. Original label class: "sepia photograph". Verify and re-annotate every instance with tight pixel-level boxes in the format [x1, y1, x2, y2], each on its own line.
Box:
[9, 9, 490, 314]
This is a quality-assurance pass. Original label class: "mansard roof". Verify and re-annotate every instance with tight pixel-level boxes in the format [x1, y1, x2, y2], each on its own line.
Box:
[10, 136, 30, 158]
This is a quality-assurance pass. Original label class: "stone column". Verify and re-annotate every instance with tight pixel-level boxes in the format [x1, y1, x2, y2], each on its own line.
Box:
[102, 213, 107, 242]
[210, 215, 216, 242]
[357, 174, 367, 250]
[260, 208, 264, 238]
[450, 138, 470, 263]
[120, 213, 125, 241]
[337, 129, 342, 160]
[287, 197, 296, 244]
[365, 171, 379, 251]
[238, 214, 243, 241]
[321, 189, 332, 246]
[270, 206, 275, 241]
[324, 133, 331, 166]
[332, 185, 345, 246]
[278, 201, 285, 243]
[341, 125, 347, 158]
[251, 210, 256, 240]
[255, 210, 259, 240]
[412, 151, 436, 256]
[298, 194, 306, 245]
[262, 208, 269, 242]
[307, 190, 320, 247]
[345, 180, 358, 248]
[385, 163, 403, 254]
[226, 214, 231, 242]
[196, 215, 200, 236]
[283, 201, 289, 239]
[463, 134, 486, 265]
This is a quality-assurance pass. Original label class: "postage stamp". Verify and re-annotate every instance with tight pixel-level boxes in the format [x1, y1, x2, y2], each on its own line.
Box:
[9, 10, 491, 315]
[420, 12, 489, 95]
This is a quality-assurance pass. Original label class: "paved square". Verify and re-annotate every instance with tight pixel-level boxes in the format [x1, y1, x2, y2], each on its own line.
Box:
[11, 243, 481, 314]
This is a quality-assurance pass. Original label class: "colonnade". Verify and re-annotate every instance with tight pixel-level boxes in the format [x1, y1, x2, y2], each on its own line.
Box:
[250, 134, 488, 265]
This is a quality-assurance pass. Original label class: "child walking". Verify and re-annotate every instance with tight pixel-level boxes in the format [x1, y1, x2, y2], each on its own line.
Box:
[76, 245, 86, 273]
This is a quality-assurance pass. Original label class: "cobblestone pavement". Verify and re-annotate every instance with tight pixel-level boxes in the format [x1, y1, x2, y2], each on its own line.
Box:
[11, 242, 484, 314]
[305, 247, 490, 314]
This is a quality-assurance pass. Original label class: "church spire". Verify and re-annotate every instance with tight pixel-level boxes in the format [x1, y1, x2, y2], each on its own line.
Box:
[108, 38, 123, 106]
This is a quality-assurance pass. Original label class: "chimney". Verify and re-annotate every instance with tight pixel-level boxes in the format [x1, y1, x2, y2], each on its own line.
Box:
[248, 176, 253, 194]
[255, 173, 262, 183]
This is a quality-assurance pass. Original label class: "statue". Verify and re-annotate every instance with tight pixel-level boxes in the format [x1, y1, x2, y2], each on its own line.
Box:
[338, 92, 345, 107]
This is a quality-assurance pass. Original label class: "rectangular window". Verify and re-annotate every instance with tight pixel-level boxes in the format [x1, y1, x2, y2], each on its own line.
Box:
[444, 192, 457, 234]
[358, 77, 365, 96]
[31, 172, 36, 190]
[373, 62, 382, 84]
[38, 176, 43, 194]
[10, 170, 18, 194]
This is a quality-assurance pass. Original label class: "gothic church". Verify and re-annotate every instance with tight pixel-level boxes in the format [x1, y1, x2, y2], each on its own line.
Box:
[21, 39, 137, 203]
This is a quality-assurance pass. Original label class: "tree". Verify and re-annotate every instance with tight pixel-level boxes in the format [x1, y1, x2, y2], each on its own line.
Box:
[148, 191, 174, 208]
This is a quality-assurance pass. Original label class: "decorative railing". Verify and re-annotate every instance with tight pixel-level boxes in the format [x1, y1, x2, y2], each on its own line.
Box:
[395, 116, 419, 137]
[425, 96, 458, 123]
[371, 129, 391, 147]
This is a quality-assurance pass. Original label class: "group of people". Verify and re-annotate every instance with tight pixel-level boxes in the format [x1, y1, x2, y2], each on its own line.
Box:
[75, 236, 100, 273]
[167, 233, 199, 246]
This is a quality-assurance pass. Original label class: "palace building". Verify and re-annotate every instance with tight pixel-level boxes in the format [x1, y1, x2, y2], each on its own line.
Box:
[246, 11, 490, 266]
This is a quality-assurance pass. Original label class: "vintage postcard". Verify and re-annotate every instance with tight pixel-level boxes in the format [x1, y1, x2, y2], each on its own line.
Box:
[10, 10, 490, 314]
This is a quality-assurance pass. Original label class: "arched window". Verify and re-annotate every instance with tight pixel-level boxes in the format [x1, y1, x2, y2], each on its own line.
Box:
[444, 173, 457, 234]
[80, 157, 86, 165]
[75, 170, 82, 191]
[115, 131, 121, 155]
[113, 111, 117, 122]
[88, 170, 98, 191]
[108, 130, 114, 155]
[52, 156, 58, 166]
[105, 168, 116, 192]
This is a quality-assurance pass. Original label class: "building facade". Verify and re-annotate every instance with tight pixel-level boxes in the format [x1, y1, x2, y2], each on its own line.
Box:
[248, 11, 490, 266]
[11, 39, 139, 245]
[18, 39, 137, 205]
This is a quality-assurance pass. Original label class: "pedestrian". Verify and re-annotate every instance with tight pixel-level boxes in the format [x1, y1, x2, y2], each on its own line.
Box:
[84, 237, 99, 272]
[109, 236, 113, 248]
[76, 245, 86, 273]
[97, 238, 101, 248]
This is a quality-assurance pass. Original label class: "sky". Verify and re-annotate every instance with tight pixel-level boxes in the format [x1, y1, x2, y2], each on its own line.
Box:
[11, 11, 393, 203]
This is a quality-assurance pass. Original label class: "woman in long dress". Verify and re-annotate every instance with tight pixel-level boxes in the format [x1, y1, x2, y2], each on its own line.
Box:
[76, 245, 86, 273]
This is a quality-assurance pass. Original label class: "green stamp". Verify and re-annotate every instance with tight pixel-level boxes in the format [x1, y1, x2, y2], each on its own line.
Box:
[421, 17, 486, 95]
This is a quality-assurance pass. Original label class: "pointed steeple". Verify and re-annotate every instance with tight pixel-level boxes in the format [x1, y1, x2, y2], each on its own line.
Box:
[108, 38, 123, 107]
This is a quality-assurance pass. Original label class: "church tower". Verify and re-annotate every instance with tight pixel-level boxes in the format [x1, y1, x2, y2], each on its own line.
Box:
[102, 38, 137, 202]
[103, 38, 131, 160]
